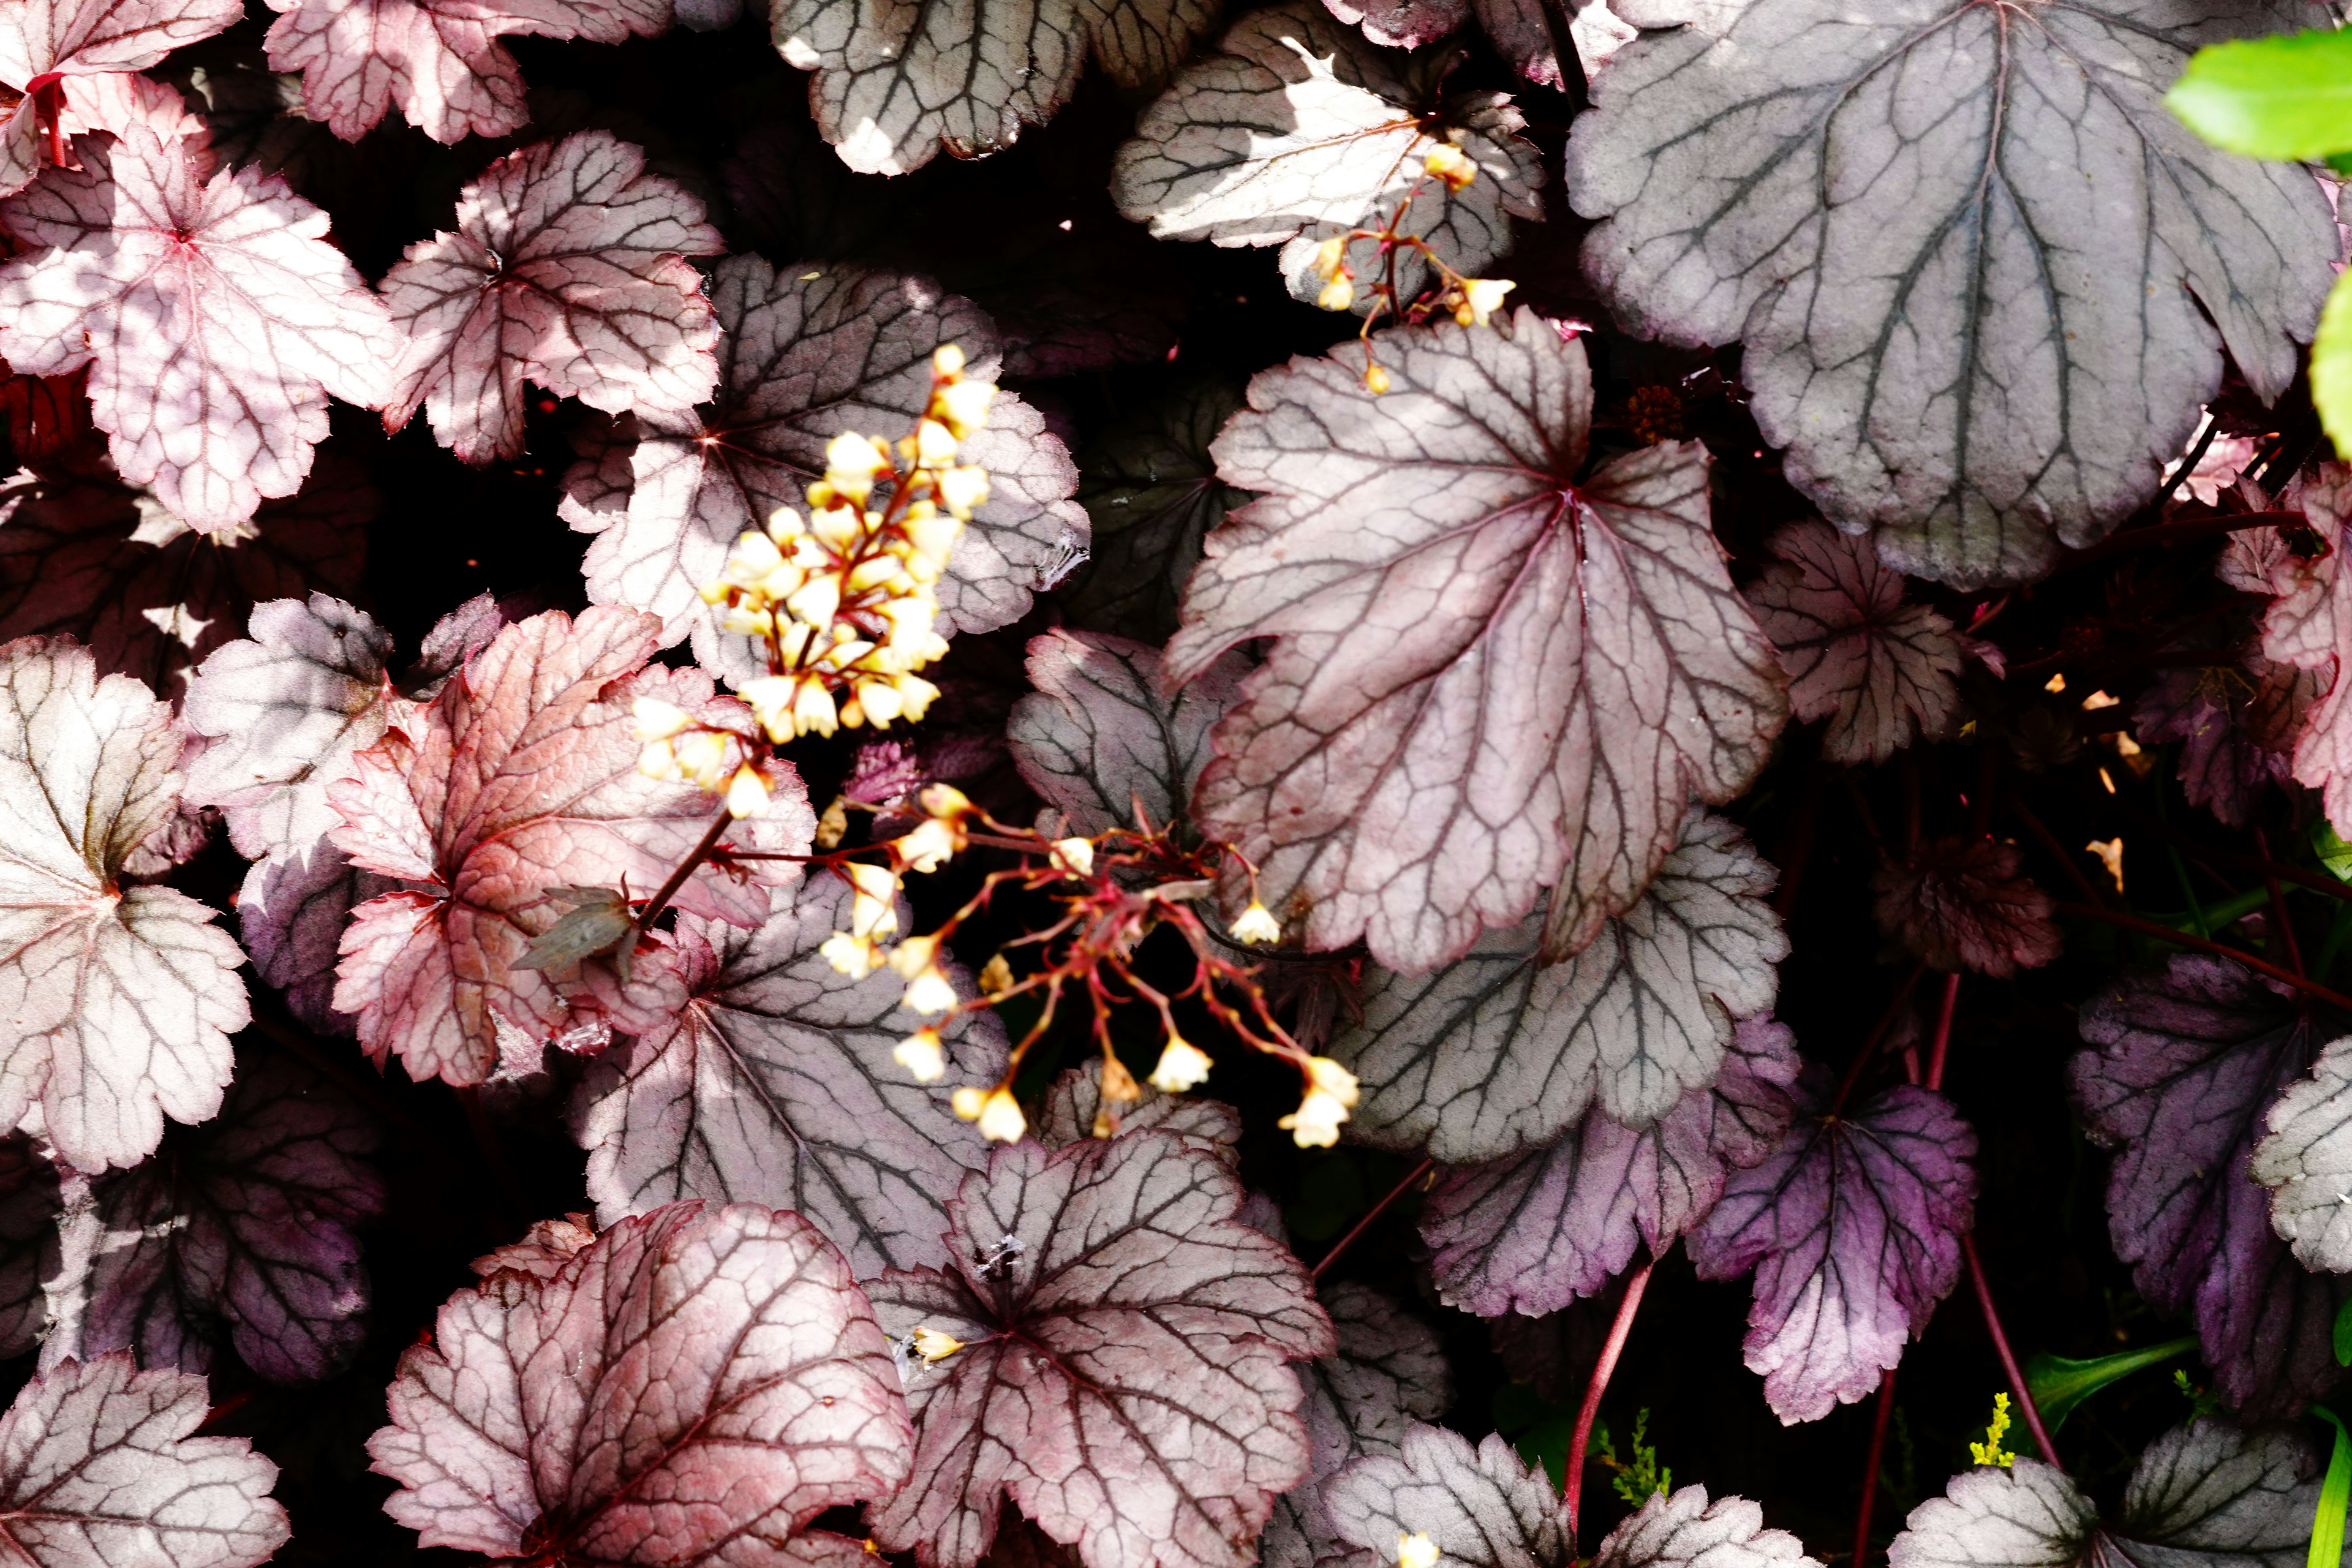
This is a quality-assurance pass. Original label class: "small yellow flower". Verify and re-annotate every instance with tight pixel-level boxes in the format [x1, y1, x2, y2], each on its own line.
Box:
[895, 1028, 946, 1082]
[1317, 274, 1355, 312]
[955, 1084, 1027, 1144]
[910, 1325, 965, 1362]
[922, 783, 974, 821]
[952, 1085, 986, 1120]
[1365, 364, 1392, 395]
[725, 763, 769, 819]
[791, 679, 839, 738]
[916, 417, 960, 464]
[934, 344, 967, 378]
[1099, 1053, 1142, 1104]
[844, 862, 901, 941]
[890, 933, 941, 979]
[935, 466, 988, 521]
[1050, 837, 1096, 877]
[638, 739, 676, 781]
[815, 796, 849, 850]
[1398, 1534, 1439, 1568]
[820, 932, 883, 978]
[764, 505, 804, 541]
[1455, 277, 1515, 328]
[824, 433, 892, 502]
[898, 815, 963, 873]
[1313, 236, 1348, 280]
[674, 730, 730, 790]
[1280, 1088, 1351, 1148]
[726, 529, 785, 581]
[903, 963, 959, 1016]
[932, 379, 995, 439]
[1149, 1035, 1213, 1093]
[1422, 142, 1476, 191]
[631, 697, 692, 742]
[1229, 902, 1281, 944]
[978, 954, 1013, 993]
[1305, 1055, 1359, 1106]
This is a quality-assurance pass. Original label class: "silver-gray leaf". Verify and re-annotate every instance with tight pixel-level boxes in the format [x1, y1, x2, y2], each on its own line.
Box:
[1324, 1423, 1570, 1568]
[1591, 1486, 1818, 1568]
[1008, 627, 1248, 837]
[2251, 1032, 2352, 1272]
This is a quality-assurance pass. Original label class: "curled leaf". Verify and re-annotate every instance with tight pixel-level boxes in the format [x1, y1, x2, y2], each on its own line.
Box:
[2135, 652, 2316, 829]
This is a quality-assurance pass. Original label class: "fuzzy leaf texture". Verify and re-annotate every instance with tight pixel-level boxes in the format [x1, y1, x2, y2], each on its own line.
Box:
[571, 873, 1008, 1279]
[0, 0, 241, 195]
[369, 1202, 912, 1568]
[380, 131, 723, 465]
[1563, 0, 2339, 587]
[2250, 1031, 2352, 1273]
[1323, 1423, 1569, 1568]
[1008, 627, 1248, 837]
[1686, 1072, 1978, 1423]
[1332, 810, 1785, 1162]
[0, 638, 247, 1172]
[1872, 836, 2062, 979]
[1165, 314, 1786, 973]
[1589, 1485, 1820, 1568]
[864, 1129, 1335, 1568]
[0, 130, 399, 533]
[1112, 3, 1542, 311]
[563, 257, 1086, 684]
[2073, 954, 2351, 1418]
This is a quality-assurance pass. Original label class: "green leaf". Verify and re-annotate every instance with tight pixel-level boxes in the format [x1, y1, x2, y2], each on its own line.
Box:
[2316, 267, 2352, 465]
[2023, 1337, 2198, 1431]
[2310, 1408, 2349, 1568]
[2333, 1295, 2352, 1367]
[2169, 29, 2352, 162]
[2316, 823, 2352, 886]
[513, 886, 636, 975]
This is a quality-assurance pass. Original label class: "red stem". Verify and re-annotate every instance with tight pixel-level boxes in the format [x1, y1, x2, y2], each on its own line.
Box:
[2054, 902, 2352, 1012]
[1961, 1235, 2057, 1464]
[2006, 799, 2107, 911]
[1853, 1370, 1897, 1568]
[1830, 963, 1926, 1116]
[1310, 1158, 1434, 1284]
[1566, 1260, 1655, 1543]
[2253, 826, 2305, 976]
[635, 807, 735, 934]
[1924, 973, 1961, 1093]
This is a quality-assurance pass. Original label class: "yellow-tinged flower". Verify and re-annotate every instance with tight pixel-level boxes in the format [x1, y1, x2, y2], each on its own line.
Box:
[1230, 902, 1281, 944]
[825, 433, 892, 502]
[766, 505, 805, 541]
[821, 932, 883, 978]
[1423, 142, 1476, 190]
[932, 379, 995, 439]
[631, 697, 692, 741]
[889, 933, 941, 979]
[978, 953, 1012, 993]
[674, 730, 730, 789]
[1280, 1088, 1351, 1148]
[725, 763, 769, 819]
[974, 1085, 1027, 1143]
[934, 344, 967, 379]
[846, 555, 903, 593]
[1313, 236, 1348, 280]
[910, 1325, 964, 1362]
[727, 529, 785, 581]
[907, 508, 966, 562]
[811, 502, 863, 548]
[638, 739, 677, 780]
[785, 575, 842, 630]
[916, 418, 960, 464]
[935, 466, 988, 521]
[1305, 1055, 1359, 1107]
[1455, 277, 1515, 328]
[1365, 364, 1392, 394]
[922, 783, 974, 821]
[1100, 1053, 1141, 1104]
[1398, 1535, 1439, 1568]
[895, 1028, 946, 1082]
[1149, 1035, 1213, 1093]
[903, 963, 958, 1016]
[791, 678, 839, 737]
[845, 862, 900, 941]
[952, 1085, 987, 1120]
[898, 815, 963, 873]
[739, 676, 794, 739]
[1317, 274, 1354, 312]
[721, 603, 774, 637]
[1050, 837, 1095, 877]
[815, 794, 849, 850]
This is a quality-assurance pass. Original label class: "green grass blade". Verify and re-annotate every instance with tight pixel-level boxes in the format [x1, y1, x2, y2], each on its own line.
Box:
[2024, 1338, 2198, 1431]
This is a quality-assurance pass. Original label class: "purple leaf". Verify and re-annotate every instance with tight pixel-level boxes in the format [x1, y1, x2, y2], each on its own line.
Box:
[43, 1050, 384, 1383]
[571, 873, 1007, 1278]
[0, 1354, 289, 1568]
[379, 131, 723, 465]
[369, 1202, 911, 1567]
[566, 257, 1087, 686]
[1871, 835, 2061, 978]
[1324, 1423, 1570, 1568]
[2134, 652, 2316, 829]
[1335, 812, 1785, 1161]
[0, 1137, 61, 1360]
[0, 638, 247, 1172]
[865, 1129, 1335, 1568]
[1422, 1016, 1799, 1316]
[0, 130, 398, 534]
[1591, 1486, 1817, 1568]
[1686, 1074, 1977, 1423]
[1035, 1066, 1243, 1153]
[2073, 954, 2352, 1418]
[1164, 314, 1786, 972]
[0, 0, 241, 195]
[1065, 375, 1246, 643]
[1008, 628, 1248, 837]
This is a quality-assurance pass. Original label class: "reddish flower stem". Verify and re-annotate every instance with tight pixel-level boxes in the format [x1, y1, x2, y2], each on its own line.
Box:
[1830, 963, 1926, 1117]
[1566, 1259, 1654, 1544]
[2053, 903, 2352, 1012]
[2051, 508, 2303, 573]
[2122, 807, 2352, 905]
[2005, 799, 2106, 911]
[2253, 826, 2305, 976]
[1852, 1370, 1898, 1568]
[1961, 1235, 2056, 1464]
[1310, 1158, 1434, 1284]
[635, 806, 735, 935]
[1924, 973, 1961, 1093]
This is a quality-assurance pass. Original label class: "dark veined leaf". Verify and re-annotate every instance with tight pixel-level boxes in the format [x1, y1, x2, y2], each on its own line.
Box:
[1035, 1065, 1243, 1152]
[1324, 1423, 1569, 1568]
[1686, 1072, 1977, 1423]
[0, 129, 399, 534]
[1590, 1483, 1818, 1568]
[2252, 1033, 2352, 1273]
[1315, 0, 1581, 91]
[0, 1137, 60, 1360]
[1008, 627, 1248, 837]
[1420, 1016, 1798, 1316]
[1564, 0, 2338, 587]
[2135, 652, 2316, 830]
[1887, 1419, 2315, 1568]
[0, 638, 247, 1172]
[571, 873, 1007, 1279]
[370, 1202, 912, 1568]
[1112, 2, 1540, 311]
[2074, 954, 2352, 1418]
[1065, 374, 1248, 643]
[0, 0, 242, 195]
[1165, 313, 1786, 973]
[1333, 812, 1785, 1163]
[1871, 835, 2060, 978]
[380, 131, 722, 466]
[42, 1050, 383, 1383]
[2258, 465, 2352, 838]
[0, 1354, 290, 1568]
[865, 1129, 1334, 1568]
[564, 258, 1087, 687]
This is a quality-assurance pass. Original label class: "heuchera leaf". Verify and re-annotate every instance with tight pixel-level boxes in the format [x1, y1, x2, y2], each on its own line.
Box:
[1420, 1016, 1800, 1317]
[1261, 1283, 1451, 1568]
[1887, 1419, 2315, 1568]
[326, 607, 810, 1087]
[0, 638, 248, 1173]
[2073, 954, 2351, 1418]
[369, 1202, 912, 1568]
[1065, 374, 1247, 643]
[1324, 1423, 1570, 1568]
[262, 0, 672, 141]
[1563, 0, 2337, 588]
[2134, 652, 2316, 829]
[864, 1129, 1335, 1568]
[0, 1137, 61, 1360]
[1686, 1072, 1978, 1423]
[0, 1354, 289, 1568]
[565, 257, 1087, 686]
[1166, 314, 1785, 972]
[1314, 0, 1567, 91]
[1591, 1484, 1819, 1568]
[379, 130, 723, 466]
[2252, 1033, 2352, 1272]
[1872, 835, 2061, 979]
[571, 873, 1008, 1279]
[1112, 3, 1541, 311]
[2258, 465, 2352, 838]
[1008, 628, 1248, 837]
[771, 0, 1216, 175]
[1035, 1065, 1243, 1153]
[1333, 811, 1786, 1163]
[0, 0, 243, 195]
[0, 130, 399, 534]
[1744, 521, 1962, 767]
[43, 1050, 383, 1383]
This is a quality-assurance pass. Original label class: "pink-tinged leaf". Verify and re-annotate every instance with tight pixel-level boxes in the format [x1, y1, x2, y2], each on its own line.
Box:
[379, 131, 722, 465]
[0, 1354, 289, 1568]
[0, 0, 239, 195]
[325, 607, 810, 1087]
[571, 873, 1007, 1278]
[0, 449, 372, 696]
[1871, 835, 2060, 979]
[2073, 955, 2352, 1419]
[2135, 652, 2316, 829]
[0, 1137, 61, 1361]
[1334, 812, 1785, 1161]
[1686, 1072, 1977, 1424]
[1421, 1016, 1798, 1317]
[43, 1050, 383, 1383]
[1316, 0, 1604, 88]
[1009, 628, 1248, 837]
[236, 843, 393, 1033]
[0, 130, 398, 533]
[865, 1130, 1335, 1568]
[567, 258, 1086, 686]
[1166, 314, 1786, 973]
[1591, 1485, 1818, 1568]
[2260, 465, 2352, 838]
[1324, 1424, 1570, 1568]
[1262, 1284, 1450, 1568]
[1036, 1066, 1243, 1153]
[1744, 521, 1962, 767]
[369, 1202, 911, 1567]
[472, 1214, 598, 1281]
[262, 0, 671, 141]
[0, 638, 247, 1172]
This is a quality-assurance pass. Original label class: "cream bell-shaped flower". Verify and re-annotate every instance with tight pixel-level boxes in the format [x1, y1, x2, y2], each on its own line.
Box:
[1456, 277, 1515, 328]
[935, 466, 988, 521]
[820, 932, 882, 979]
[1281, 1088, 1351, 1148]
[1423, 142, 1476, 190]
[1148, 1035, 1213, 1093]
[903, 964, 958, 1016]
[1398, 1535, 1439, 1568]
[932, 379, 995, 439]
[911, 1325, 964, 1362]
[1050, 837, 1095, 877]
[975, 1087, 1026, 1143]
[725, 763, 769, 819]
[1305, 1055, 1359, 1106]
[898, 815, 962, 874]
[895, 1028, 946, 1082]
[1313, 236, 1346, 280]
[1317, 274, 1354, 312]
[631, 697, 691, 742]
[934, 344, 966, 378]
[1229, 902, 1281, 944]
